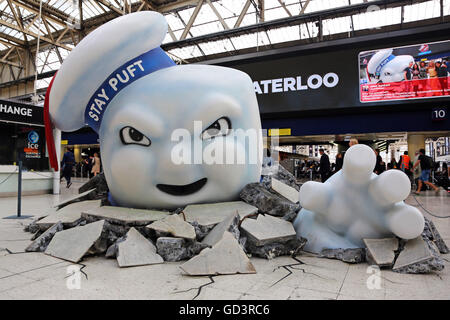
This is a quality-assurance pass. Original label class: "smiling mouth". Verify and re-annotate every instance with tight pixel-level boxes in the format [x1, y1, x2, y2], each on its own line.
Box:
[157, 178, 207, 196]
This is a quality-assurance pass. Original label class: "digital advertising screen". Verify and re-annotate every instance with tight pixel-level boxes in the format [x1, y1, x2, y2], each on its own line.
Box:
[359, 40, 450, 102]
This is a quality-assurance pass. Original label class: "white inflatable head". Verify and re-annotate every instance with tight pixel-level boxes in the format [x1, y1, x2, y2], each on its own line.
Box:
[48, 12, 262, 209]
[367, 49, 414, 83]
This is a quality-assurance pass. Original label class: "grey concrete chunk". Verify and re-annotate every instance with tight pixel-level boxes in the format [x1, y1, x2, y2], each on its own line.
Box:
[156, 237, 209, 262]
[260, 164, 301, 191]
[423, 217, 449, 254]
[180, 232, 256, 276]
[147, 214, 196, 240]
[244, 237, 307, 260]
[25, 222, 63, 252]
[271, 178, 299, 203]
[55, 189, 97, 209]
[45, 220, 106, 263]
[202, 212, 240, 247]
[363, 238, 398, 267]
[182, 201, 258, 228]
[116, 228, 163, 267]
[320, 248, 366, 264]
[240, 183, 300, 221]
[37, 200, 101, 231]
[393, 237, 444, 273]
[241, 214, 296, 246]
[82, 206, 169, 227]
[79, 172, 109, 194]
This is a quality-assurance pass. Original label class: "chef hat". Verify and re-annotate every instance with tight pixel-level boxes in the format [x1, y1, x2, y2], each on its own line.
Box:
[367, 49, 395, 76]
[44, 12, 175, 170]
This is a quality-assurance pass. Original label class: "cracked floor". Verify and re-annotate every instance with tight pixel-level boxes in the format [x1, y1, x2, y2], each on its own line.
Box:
[0, 178, 449, 300]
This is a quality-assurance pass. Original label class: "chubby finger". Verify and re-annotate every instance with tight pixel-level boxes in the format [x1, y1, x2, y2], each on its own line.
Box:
[299, 181, 332, 214]
[385, 202, 424, 240]
[342, 144, 376, 186]
[369, 169, 411, 207]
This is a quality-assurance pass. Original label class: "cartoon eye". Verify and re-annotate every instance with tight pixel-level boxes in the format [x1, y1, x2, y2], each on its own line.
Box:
[384, 71, 391, 76]
[120, 126, 151, 146]
[201, 117, 231, 140]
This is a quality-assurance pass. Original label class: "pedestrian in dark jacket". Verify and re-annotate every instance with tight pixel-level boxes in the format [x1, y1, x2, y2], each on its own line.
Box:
[61, 149, 75, 188]
[319, 148, 331, 182]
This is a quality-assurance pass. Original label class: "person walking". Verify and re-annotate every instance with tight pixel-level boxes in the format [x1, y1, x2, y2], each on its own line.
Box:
[349, 138, 358, 147]
[412, 148, 439, 195]
[91, 152, 101, 177]
[399, 151, 412, 184]
[319, 148, 331, 182]
[335, 152, 344, 172]
[61, 148, 75, 188]
[374, 148, 386, 174]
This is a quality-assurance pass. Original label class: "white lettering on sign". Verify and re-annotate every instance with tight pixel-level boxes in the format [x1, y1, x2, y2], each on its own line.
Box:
[0, 103, 33, 117]
[253, 73, 339, 94]
[88, 60, 145, 122]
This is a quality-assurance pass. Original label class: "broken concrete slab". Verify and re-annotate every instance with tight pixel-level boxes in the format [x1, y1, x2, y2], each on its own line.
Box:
[55, 188, 97, 209]
[363, 238, 399, 267]
[393, 236, 444, 274]
[271, 178, 299, 203]
[156, 237, 209, 262]
[202, 212, 240, 247]
[240, 214, 297, 246]
[25, 222, 63, 252]
[116, 228, 163, 267]
[182, 201, 258, 228]
[180, 232, 256, 276]
[423, 217, 449, 254]
[45, 220, 107, 263]
[147, 214, 196, 240]
[37, 200, 101, 231]
[24, 210, 57, 233]
[82, 206, 169, 227]
[79, 172, 109, 194]
[190, 221, 215, 241]
[105, 234, 126, 258]
[245, 237, 307, 259]
[320, 248, 366, 264]
[260, 164, 301, 191]
[240, 183, 300, 221]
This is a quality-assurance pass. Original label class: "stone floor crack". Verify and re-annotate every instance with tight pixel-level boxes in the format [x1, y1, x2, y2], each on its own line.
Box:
[0, 261, 65, 280]
[335, 264, 350, 300]
[172, 276, 216, 300]
[270, 256, 329, 287]
[64, 263, 89, 281]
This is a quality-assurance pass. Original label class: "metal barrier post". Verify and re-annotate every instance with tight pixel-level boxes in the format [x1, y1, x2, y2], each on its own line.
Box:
[3, 155, 33, 220]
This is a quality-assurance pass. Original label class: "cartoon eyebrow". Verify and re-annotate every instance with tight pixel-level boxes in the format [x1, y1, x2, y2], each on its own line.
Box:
[109, 105, 165, 139]
[185, 93, 242, 129]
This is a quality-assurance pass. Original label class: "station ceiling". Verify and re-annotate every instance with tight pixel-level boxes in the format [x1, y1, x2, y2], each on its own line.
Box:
[0, 0, 449, 93]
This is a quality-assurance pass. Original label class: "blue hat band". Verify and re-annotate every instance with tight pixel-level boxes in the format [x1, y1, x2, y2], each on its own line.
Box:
[84, 47, 176, 133]
[375, 54, 395, 75]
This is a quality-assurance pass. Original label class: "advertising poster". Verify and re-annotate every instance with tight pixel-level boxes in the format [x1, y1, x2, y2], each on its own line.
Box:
[359, 40, 450, 102]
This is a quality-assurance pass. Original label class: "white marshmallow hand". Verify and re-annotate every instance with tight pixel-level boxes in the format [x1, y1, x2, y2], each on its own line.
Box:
[293, 144, 424, 253]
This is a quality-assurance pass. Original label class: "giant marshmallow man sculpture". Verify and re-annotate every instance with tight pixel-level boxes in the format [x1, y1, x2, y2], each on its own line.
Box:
[44, 12, 424, 253]
[45, 12, 262, 210]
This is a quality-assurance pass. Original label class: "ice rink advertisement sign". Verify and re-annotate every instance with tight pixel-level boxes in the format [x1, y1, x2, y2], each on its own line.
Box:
[360, 40, 450, 102]
[24, 130, 41, 158]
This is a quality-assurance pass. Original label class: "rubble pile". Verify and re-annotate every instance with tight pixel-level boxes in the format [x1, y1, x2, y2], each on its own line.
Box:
[23, 170, 307, 276]
[23, 169, 448, 276]
[319, 217, 447, 274]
